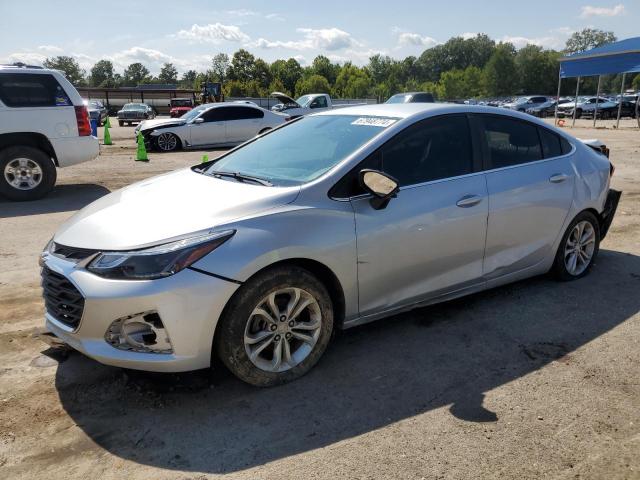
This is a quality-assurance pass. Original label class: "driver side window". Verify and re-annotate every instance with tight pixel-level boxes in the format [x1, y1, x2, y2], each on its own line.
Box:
[310, 96, 328, 109]
[201, 108, 225, 122]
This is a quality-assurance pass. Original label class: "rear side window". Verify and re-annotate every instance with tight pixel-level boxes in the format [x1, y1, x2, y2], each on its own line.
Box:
[538, 127, 562, 158]
[224, 106, 264, 120]
[560, 136, 572, 155]
[0, 73, 71, 107]
[480, 115, 542, 169]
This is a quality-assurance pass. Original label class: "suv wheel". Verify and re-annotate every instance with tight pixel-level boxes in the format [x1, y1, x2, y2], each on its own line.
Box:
[216, 266, 334, 386]
[0, 146, 56, 201]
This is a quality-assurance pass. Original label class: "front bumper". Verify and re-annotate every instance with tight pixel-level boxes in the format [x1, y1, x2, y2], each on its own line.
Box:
[41, 254, 240, 372]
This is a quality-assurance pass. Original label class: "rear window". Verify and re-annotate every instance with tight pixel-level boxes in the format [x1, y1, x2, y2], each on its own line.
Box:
[480, 115, 542, 169]
[0, 73, 71, 107]
[538, 127, 562, 158]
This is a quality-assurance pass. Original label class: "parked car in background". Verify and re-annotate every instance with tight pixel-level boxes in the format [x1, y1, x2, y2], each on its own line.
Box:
[270, 92, 364, 117]
[0, 64, 99, 201]
[84, 99, 107, 126]
[556, 97, 616, 118]
[41, 103, 619, 386]
[502, 96, 549, 112]
[525, 98, 572, 118]
[117, 103, 155, 126]
[136, 102, 288, 152]
[385, 92, 435, 104]
[169, 98, 194, 118]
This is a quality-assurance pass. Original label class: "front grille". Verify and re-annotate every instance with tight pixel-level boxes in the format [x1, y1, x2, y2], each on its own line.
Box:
[41, 266, 85, 329]
[52, 242, 97, 261]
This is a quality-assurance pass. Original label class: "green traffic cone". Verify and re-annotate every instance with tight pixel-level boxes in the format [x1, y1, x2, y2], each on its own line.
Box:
[201, 154, 209, 163]
[136, 131, 148, 162]
[105, 116, 111, 128]
[103, 122, 112, 145]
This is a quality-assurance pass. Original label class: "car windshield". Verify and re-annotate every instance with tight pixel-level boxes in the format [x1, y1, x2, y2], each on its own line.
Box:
[123, 104, 145, 110]
[295, 95, 313, 107]
[181, 105, 208, 120]
[385, 94, 411, 104]
[204, 115, 397, 187]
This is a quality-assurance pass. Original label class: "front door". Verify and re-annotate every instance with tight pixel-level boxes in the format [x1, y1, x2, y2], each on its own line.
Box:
[189, 107, 227, 146]
[351, 114, 488, 317]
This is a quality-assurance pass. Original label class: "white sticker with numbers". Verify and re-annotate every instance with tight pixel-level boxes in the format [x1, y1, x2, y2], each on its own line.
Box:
[351, 117, 397, 127]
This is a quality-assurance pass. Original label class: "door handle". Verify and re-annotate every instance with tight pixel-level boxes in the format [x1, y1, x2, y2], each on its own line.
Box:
[549, 173, 569, 183]
[456, 195, 482, 208]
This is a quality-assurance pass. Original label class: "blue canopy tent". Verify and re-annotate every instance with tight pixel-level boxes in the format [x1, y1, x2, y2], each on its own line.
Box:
[556, 36, 640, 128]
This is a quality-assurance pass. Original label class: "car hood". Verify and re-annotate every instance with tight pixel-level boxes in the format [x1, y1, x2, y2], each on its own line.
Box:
[271, 91, 300, 107]
[54, 168, 300, 250]
[139, 118, 186, 130]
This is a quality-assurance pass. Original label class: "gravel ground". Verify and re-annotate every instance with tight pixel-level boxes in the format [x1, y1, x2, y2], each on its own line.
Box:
[0, 119, 638, 480]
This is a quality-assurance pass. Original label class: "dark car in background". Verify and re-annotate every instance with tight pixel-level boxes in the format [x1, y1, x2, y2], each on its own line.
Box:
[117, 103, 155, 126]
[169, 98, 195, 118]
[526, 98, 572, 118]
[84, 99, 107, 126]
[385, 92, 435, 103]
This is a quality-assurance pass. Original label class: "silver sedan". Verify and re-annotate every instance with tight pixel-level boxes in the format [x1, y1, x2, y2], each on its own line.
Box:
[41, 104, 620, 386]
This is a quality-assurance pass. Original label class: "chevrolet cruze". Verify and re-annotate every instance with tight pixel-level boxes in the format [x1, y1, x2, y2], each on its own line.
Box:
[40, 104, 620, 386]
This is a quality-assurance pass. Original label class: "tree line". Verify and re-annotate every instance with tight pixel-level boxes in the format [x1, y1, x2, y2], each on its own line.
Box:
[40, 29, 639, 101]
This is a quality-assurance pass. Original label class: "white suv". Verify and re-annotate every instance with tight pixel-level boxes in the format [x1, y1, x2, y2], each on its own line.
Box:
[0, 64, 99, 201]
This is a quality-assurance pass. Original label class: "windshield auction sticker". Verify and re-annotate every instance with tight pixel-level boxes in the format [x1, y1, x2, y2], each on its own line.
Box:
[351, 117, 397, 127]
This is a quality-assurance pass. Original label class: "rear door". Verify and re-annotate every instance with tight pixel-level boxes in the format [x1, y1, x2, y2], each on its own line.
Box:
[476, 114, 575, 279]
[225, 106, 264, 143]
[189, 107, 227, 146]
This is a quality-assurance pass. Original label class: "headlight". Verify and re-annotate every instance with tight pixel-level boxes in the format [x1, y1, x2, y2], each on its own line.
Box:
[87, 230, 234, 280]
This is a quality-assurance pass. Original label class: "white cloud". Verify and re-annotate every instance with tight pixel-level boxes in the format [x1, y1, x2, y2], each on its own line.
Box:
[501, 35, 561, 49]
[226, 8, 258, 17]
[266, 13, 285, 21]
[37, 45, 63, 53]
[3, 52, 47, 65]
[175, 23, 250, 44]
[397, 32, 439, 48]
[252, 27, 360, 51]
[580, 4, 625, 18]
[460, 32, 479, 40]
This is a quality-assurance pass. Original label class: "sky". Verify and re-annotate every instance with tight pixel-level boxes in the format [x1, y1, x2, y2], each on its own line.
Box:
[0, 0, 637, 75]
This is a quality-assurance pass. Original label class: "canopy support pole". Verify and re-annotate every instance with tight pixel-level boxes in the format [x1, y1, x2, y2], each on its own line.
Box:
[572, 76, 581, 128]
[593, 76, 602, 128]
[554, 69, 562, 125]
[616, 73, 626, 129]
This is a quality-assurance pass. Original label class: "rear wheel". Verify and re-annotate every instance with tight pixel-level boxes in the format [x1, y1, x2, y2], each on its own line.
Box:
[216, 266, 334, 387]
[0, 146, 56, 201]
[575, 108, 582, 119]
[118, 120, 124, 127]
[551, 211, 600, 281]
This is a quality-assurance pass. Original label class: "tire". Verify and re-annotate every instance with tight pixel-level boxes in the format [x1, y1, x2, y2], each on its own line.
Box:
[551, 211, 600, 281]
[0, 146, 57, 201]
[215, 266, 334, 387]
[154, 132, 180, 152]
[118, 120, 124, 127]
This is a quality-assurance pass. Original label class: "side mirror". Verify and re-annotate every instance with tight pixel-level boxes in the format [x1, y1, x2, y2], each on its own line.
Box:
[359, 169, 399, 210]
[192, 117, 204, 124]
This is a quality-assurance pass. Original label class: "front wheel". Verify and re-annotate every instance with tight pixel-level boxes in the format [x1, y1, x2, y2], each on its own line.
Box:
[154, 132, 180, 152]
[216, 266, 334, 387]
[551, 211, 600, 281]
[0, 146, 57, 201]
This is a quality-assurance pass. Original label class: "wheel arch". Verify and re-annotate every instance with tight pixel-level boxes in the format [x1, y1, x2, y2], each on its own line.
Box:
[0, 132, 58, 166]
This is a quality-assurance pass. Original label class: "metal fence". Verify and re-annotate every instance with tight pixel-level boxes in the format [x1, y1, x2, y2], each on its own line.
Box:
[227, 97, 378, 109]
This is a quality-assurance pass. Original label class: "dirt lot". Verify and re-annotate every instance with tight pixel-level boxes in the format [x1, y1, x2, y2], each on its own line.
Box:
[0, 119, 639, 480]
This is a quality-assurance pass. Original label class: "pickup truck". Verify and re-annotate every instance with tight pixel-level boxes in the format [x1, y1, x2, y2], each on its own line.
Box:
[270, 92, 364, 117]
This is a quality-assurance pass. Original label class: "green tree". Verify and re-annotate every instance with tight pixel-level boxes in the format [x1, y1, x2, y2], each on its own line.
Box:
[295, 74, 331, 96]
[311, 55, 338, 84]
[42, 56, 85, 85]
[565, 28, 617, 54]
[516, 45, 560, 94]
[482, 43, 518, 97]
[253, 58, 272, 91]
[269, 58, 303, 95]
[439, 66, 483, 99]
[179, 70, 197, 89]
[333, 63, 371, 98]
[123, 63, 150, 86]
[228, 49, 256, 83]
[158, 63, 178, 84]
[89, 60, 114, 87]
[211, 53, 230, 83]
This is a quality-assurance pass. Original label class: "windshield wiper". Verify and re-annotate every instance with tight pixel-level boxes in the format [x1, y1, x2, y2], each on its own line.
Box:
[211, 171, 273, 186]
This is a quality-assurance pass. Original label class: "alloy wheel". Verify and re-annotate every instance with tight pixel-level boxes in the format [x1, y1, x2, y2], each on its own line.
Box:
[244, 287, 322, 373]
[564, 220, 596, 276]
[3, 158, 43, 190]
[157, 133, 177, 151]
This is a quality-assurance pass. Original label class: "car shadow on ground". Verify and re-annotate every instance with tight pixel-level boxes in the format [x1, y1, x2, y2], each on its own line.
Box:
[0, 184, 110, 218]
[54, 249, 640, 474]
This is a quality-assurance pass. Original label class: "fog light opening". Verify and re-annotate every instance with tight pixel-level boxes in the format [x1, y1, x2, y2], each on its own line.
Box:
[105, 311, 173, 354]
